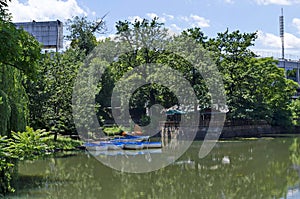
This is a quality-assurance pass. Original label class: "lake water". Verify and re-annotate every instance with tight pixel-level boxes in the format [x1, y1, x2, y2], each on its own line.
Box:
[7, 137, 300, 199]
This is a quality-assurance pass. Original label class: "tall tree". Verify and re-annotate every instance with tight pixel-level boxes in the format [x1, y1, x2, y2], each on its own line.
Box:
[95, 18, 215, 126]
[185, 28, 298, 124]
[26, 49, 84, 138]
[66, 15, 106, 55]
[0, 0, 41, 135]
[95, 18, 173, 124]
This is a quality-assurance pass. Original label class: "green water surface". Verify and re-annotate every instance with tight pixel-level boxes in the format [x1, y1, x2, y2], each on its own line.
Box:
[7, 137, 300, 199]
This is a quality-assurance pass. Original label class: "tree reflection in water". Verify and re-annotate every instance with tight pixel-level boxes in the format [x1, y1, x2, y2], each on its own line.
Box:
[10, 138, 300, 199]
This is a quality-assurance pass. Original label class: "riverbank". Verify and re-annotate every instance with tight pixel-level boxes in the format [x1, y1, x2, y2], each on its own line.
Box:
[195, 124, 300, 139]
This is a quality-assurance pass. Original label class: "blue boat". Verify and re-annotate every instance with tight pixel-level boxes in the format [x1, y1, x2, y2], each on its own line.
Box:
[84, 140, 162, 151]
[113, 135, 150, 142]
[123, 142, 144, 150]
[142, 141, 162, 149]
[83, 134, 161, 151]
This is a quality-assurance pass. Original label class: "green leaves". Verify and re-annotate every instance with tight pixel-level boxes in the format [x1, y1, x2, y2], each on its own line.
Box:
[10, 126, 50, 160]
[66, 16, 106, 55]
[186, 28, 298, 124]
[26, 49, 84, 135]
[0, 21, 41, 78]
[0, 1, 41, 136]
[0, 126, 82, 195]
[0, 135, 15, 195]
[289, 99, 300, 126]
[95, 18, 217, 126]
[0, 126, 51, 195]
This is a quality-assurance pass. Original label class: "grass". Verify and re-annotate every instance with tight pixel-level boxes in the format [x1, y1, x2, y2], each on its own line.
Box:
[102, 126, 132, 136]
[45, 135, 83, 150]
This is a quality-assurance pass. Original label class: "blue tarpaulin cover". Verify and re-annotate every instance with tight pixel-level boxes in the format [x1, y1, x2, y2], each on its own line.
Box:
[165, 109, 186, 115]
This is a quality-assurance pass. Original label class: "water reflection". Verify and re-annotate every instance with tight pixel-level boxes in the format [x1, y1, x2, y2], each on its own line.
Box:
[8, 138, 300, 199]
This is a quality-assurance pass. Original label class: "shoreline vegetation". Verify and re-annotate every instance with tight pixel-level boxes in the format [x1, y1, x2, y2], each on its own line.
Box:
[0, 126, 82, 196]
[1, 0, 300, 196]
[0, 125, 299, 196]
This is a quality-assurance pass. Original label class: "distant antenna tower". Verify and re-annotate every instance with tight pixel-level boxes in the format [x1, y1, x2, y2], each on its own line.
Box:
[279, 8, 285, 60]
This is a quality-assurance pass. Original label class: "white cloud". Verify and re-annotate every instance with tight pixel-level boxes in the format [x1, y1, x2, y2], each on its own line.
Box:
[165, 24, 182, 36]
[128, 16, 143, 23]
[224, 0, 234, 4]
[285, 33, 300, 48]
[8, 0, 86, 22]
[255, 31, 300, 59]
[257, 30, 300, 49]
[293, 18, 300, 34]
[146, 13, 166, 23]
[257, 31, 281, 48]
[97, 34, 116, 42]
[164, 24, 182, 36]
[163, 13, 174, 20]
[179, 15, 210, 28]
[190, 14, 210, 27]
[254, 0, 300, 5]
[179, 16, 190, 22]
[169, 24, 182, 32]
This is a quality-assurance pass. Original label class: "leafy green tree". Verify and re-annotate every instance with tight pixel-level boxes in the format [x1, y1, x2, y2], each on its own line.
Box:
[95, 18, 171, 124]
[95, 18, 217, 127]
[0, 0, 41, 136]
[66, 16, 106, 55]
[185, 28, 298, 125]
[26, 49, 84, 139]
[182, 27, 208, 47]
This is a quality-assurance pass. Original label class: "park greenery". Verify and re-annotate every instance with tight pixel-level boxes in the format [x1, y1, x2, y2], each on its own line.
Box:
[1, 0, 300, 195]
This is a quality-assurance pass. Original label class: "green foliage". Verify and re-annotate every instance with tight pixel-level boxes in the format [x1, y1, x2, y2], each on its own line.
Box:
[140, 115, 151, 126]
[96, 18, 212, 124]
[1, 125, 51, 195]
[181, 27, 208, 46]
[0, 14, 41, 78]
[289, 99, 300, 126]
[286, 69, 297, 81]
[0, 126, 82, 195]
[0, 0, 11, 20]
[26, 49, 84, 135]
[185, 28, 298, 125]
[0, 90, 11, 136]
[0, 135, 14, 195]
[103, 126, 123, 136]
[66, 16, 106, 54]
[10, 127, 50, 160]
[44, 135, 82, 150]
[0, 0, 41, 136]
[0, 65, 32, 136]
[9, 126, 81, 159]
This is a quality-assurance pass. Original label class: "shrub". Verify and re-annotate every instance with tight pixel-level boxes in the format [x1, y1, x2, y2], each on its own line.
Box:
[0, 136, 15, 195]
[0, 126, 82, 195]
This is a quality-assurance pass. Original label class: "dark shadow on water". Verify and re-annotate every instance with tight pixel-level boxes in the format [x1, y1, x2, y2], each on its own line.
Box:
[13, 175, 73, 191]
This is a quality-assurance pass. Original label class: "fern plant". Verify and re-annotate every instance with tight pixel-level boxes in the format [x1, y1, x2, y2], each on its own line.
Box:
[9, 126, 50, 160]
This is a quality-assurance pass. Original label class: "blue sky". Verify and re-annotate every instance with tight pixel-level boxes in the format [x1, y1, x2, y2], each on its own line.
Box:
[7, 0, 300, 59]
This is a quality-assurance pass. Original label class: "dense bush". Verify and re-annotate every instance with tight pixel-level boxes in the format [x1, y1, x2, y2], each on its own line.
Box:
[0, 126, 82, 196]
[0, 136, 14, 195]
